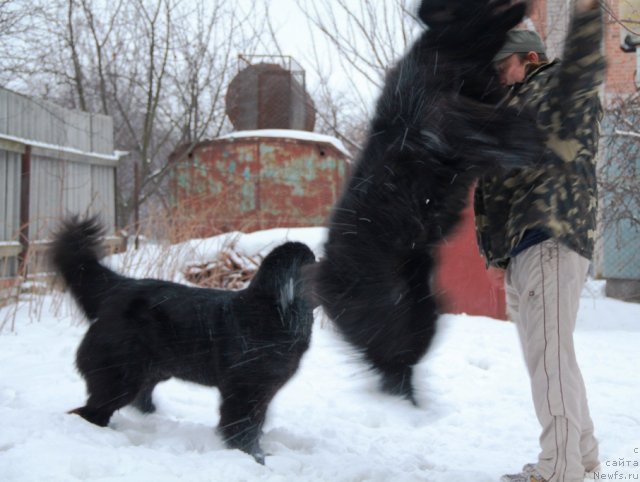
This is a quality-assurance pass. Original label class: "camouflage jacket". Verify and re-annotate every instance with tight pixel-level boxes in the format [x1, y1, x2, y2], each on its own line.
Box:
[474, 8, 606, 269]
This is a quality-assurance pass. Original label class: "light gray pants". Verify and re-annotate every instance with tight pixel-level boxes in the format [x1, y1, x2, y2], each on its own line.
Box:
[505, 239, 599, 482]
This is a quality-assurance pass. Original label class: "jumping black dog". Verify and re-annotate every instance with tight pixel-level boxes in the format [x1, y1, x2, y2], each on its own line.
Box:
[51, 217, 316, 463]
[311, 0, 544, 403]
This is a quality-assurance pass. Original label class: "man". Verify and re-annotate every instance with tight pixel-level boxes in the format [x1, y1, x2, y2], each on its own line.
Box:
[474, 1, 605, 481]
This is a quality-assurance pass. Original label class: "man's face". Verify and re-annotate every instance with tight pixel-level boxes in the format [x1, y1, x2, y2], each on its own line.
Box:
[495, 53, 528, 86]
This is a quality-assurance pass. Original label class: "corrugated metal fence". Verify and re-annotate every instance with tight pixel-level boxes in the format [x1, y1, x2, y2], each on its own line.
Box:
[0, 87, 118, 279]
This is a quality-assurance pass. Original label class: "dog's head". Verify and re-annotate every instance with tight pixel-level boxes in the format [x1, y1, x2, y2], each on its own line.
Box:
[417, 0, 529, 59]
[248, 241, 319, 312]
[244, 242, 317, 342]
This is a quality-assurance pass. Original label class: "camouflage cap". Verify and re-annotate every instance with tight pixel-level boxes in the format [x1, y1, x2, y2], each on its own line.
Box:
[494, 29, 546, 62]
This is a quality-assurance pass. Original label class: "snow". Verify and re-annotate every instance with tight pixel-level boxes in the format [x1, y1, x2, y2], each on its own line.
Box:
[0, 132, 121, 163]
[1, 227, 639, 482]
[215, 129, 351, 157]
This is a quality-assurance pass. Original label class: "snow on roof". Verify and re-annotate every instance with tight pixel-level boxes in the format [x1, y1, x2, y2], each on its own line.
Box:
[0, 132, 122, 163]
[215, 129, 351, 157]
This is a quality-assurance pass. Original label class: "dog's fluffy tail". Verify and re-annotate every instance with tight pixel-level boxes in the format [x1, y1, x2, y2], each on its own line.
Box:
[50, 216, 123, 322]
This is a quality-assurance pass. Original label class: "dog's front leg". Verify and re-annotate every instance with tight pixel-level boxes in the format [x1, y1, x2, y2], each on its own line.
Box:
[440, 95, 544, 170]
[217, 383, 272, 464]
[131, 383, 157, 414]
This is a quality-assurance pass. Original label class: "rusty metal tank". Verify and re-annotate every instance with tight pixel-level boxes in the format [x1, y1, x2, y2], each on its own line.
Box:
[171, 131, 349, 235]
[170, 56, 347, 238]
[225, 56, 316, 131]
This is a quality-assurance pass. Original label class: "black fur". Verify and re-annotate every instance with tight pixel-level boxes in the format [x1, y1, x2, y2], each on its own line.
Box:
[50, 216, 317, 464]
[311, 0, 544, 403]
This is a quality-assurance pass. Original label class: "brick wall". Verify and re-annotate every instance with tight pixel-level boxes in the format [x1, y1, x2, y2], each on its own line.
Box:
[529, 0, 637, 95]
[603, 0, 638, 94]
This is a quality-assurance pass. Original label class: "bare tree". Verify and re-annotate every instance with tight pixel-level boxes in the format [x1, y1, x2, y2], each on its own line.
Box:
[0, 0, 35, 77]
[293, 0, 420, 155]
[79, 0, 124, 116]
[596, 0, 640, 256]
[0, 0, 277, 228]
[0, 0, 26, 42]
[599, 92, 640, 233]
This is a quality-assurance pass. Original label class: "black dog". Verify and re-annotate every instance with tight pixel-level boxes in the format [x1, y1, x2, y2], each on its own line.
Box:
[311, 0, 544, 403]
[50, 217, 316, 463]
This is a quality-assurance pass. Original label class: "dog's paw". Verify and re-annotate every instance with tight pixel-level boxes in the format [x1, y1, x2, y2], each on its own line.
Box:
[243, 439, 267, 465]
[68, 406, 111, 427]
[131, 398, 156, 414]
[379, 368, 418, 406]
[251, 448, 266, 465]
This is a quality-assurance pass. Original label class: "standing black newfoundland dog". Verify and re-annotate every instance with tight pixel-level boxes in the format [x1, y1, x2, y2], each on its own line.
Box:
[311, 0, 544, 403]
[51, 217, 316, 463]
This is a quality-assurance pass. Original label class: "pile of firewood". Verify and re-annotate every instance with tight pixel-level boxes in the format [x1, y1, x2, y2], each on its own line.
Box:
[183, 248, 263, 290]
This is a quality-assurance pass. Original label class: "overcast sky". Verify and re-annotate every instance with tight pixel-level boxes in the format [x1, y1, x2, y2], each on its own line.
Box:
[248, 0, 421, 115]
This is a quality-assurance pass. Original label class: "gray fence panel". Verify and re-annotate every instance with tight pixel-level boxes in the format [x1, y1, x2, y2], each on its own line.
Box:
[5, 90, 21, 139]
[0, 89, 8, 135]
[28, 158, 116, 241]
[0, 150, 7, 240]
[0, 150, 21, 241]
[0, 86, 117, 269]
[63, 161, 93, 218]
[66, 110, 92, 153]
[0, 87, 114, 155]
[90, 165, 116, 233]
[91, 115, 114, 154]
[29, 156, 65, 240]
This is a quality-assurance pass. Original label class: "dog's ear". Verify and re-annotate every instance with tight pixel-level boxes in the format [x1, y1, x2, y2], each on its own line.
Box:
[417, 0, 455, 27]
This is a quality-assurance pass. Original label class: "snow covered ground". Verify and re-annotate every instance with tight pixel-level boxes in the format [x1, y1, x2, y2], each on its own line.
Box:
[1, 228, 638, 482]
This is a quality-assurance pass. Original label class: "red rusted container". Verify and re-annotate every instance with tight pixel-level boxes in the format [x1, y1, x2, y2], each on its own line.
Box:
[171, 130, 349, 236]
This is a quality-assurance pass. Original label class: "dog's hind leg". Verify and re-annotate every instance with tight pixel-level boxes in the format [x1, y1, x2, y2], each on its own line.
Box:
[324, 251, 438, 404]
[368, 290, 439, 405]
[71, 324, 147, 426]
[378, 364, 418, 404]
[70, 392, 136, 427]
